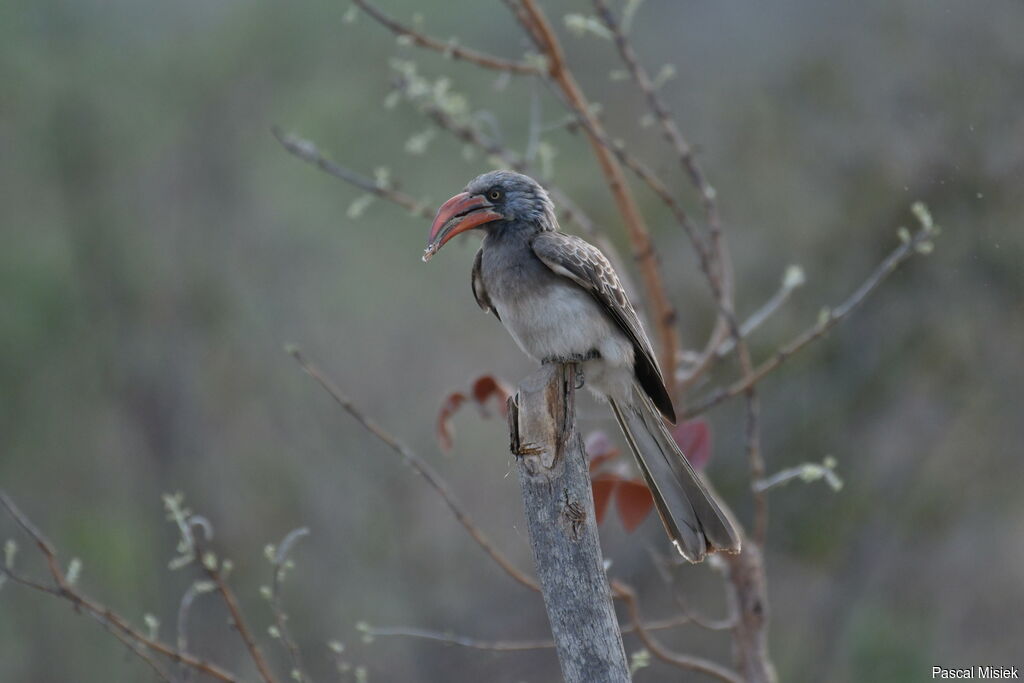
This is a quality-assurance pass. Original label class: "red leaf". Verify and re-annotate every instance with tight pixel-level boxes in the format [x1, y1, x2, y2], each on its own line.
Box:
[591, 473, 619, 525]
[585, 430, 620, 472]
[615, 479, 655, 532]
[435, 374, 512, 452]
[671, 418, 712, 470]
[436, 392, 467, 452]
[471, 375, 513, 418]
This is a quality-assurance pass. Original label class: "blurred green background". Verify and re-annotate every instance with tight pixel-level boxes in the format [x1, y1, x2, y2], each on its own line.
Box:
[2, 0, 1022, 681]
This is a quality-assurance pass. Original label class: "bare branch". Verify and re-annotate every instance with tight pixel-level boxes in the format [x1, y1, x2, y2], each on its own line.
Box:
[509, 0, 682, 393]
[592, 0, 739, 396]
[684, 222, 939, 417]
[364, 613, 710, 652]
[754, 458, 843, 493]
[188, 532, 279, 683]
[270, 528, 312, 682]
[592, 0, 725, 269]
[352, 0, 540, 74]
[288, 347, 540, 592]
[646, 546, 737, 632]
[366, 626, 555, 652]
[272, 127, 432, 219]
[392, 74, 601, 240]
[86, 610, 174, 683]
[714, 266, 806, 358]
[612, 581, 743, 683]
[0, 492, 242, 683]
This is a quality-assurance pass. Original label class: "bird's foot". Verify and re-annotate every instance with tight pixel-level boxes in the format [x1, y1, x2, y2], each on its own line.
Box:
[541, 349, 600, 365]
[514, 440, 545, 457]
[540, 353, 594, 388]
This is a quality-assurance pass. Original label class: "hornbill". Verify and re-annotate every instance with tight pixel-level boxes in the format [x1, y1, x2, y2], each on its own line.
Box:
[423, 170, 739, 562]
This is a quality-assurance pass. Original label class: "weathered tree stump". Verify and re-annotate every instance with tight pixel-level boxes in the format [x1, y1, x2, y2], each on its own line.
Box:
[507, 363, 630, 683]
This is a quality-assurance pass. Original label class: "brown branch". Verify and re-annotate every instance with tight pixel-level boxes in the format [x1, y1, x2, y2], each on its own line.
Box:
[352, 0, 539, 74]
[612, 581, 743, 683]
[367, 626, 555, 652]
[269, 528, 311, 682]
[592, 0, 739, 397]
[527, 64, 739, 399]
[288, 348, 540, 592]
[84, 611, 174, 683]
[272, 126, 433, 219]
[391, 73, 654, 312]
[365, 612, 714, 653]
[744, 384, 767, 545]
[198, 552, 277, 683]
[394, 77, 599, 239]
[646, 547, 738, 632]
[721, 546, 777, 683]
[591, 0, 725, 267]
[684, 222, 939, 417]
[0, 492, 242, 683]
[510, 0, 681, 395]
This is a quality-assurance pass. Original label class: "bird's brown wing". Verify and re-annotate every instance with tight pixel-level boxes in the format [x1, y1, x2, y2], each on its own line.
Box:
[531, 231, 676, 423]
[471, 246, 500, 321]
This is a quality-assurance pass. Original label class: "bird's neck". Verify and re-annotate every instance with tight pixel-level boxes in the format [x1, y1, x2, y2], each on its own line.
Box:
[484, 218, 555, 247]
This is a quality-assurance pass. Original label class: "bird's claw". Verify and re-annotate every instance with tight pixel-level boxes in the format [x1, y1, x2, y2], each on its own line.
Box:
[515, 441, 545, 457]
[541, 350, 599, 365]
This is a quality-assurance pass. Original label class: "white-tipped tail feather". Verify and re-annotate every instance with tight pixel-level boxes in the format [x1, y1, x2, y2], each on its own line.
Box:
[609, 388, 741, 562]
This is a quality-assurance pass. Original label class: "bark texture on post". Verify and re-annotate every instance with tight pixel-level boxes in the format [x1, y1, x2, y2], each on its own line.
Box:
[508, 363, 630, 683]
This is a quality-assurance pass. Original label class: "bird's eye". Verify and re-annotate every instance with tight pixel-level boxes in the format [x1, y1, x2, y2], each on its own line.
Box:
[488, 189, 503, 201]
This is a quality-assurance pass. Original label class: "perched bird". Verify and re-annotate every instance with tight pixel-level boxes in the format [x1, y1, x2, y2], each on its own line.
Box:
[423, 170, 739, 562]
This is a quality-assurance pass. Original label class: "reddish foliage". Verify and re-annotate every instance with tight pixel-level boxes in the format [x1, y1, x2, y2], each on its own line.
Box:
[435, 374, 512, 452]
[470, 375, 513, 418]
[585, 430, 620, 472]
[436, 392, 467, 453]
[584, 429, 656, 532]
[591, 473, 618, 525]
[615, 479, 656, 532]
[670, 418, 712, 470]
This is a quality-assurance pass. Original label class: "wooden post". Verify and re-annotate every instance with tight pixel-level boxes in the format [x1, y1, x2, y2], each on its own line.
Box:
[507, 363, 630, 683]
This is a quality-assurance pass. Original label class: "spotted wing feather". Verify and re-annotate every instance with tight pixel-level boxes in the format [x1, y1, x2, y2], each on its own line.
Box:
[531, 231, 676, 422]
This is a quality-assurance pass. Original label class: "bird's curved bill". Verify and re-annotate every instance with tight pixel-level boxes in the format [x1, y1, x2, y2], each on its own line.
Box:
[423, 192, 503, 262]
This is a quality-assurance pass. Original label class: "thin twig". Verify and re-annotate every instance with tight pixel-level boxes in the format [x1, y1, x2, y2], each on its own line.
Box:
[367, 626, 554, 652]
[272, 127, 433, 219]
[611, 581, 743, 683]
[714, 267, 805, 357]
[684, 224, 938, 417]
[84, 610, 174, 683]
[391, 74, 601, 240]
[270, 528, 312, 682]
[744, 385, 767, 544]
[193, 542, 278, 683]
[364, 612, 712, 653]
[530, 71, 740, 398]
[289, 348, 540, 592]
[592, 0, 741, 398]
[645, 546, 737, 632]
[510, 0, 681, 393]
[0, 492, 242, 683]
[177, 580, 213, 683]
[352, 0, 539, 74]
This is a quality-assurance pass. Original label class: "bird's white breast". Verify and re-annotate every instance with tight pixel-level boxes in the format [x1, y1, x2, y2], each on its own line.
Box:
[493, 283, 634, 369]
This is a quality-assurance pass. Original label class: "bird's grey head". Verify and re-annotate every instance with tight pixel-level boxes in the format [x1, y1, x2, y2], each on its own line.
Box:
[423, 170, 556, 262]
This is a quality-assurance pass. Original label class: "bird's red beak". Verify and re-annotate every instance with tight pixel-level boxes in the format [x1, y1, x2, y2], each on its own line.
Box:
[423, 192, 503, 262]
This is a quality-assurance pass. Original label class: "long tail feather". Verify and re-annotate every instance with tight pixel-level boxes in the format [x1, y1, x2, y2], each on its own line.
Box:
[609, 389, 740, 562]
